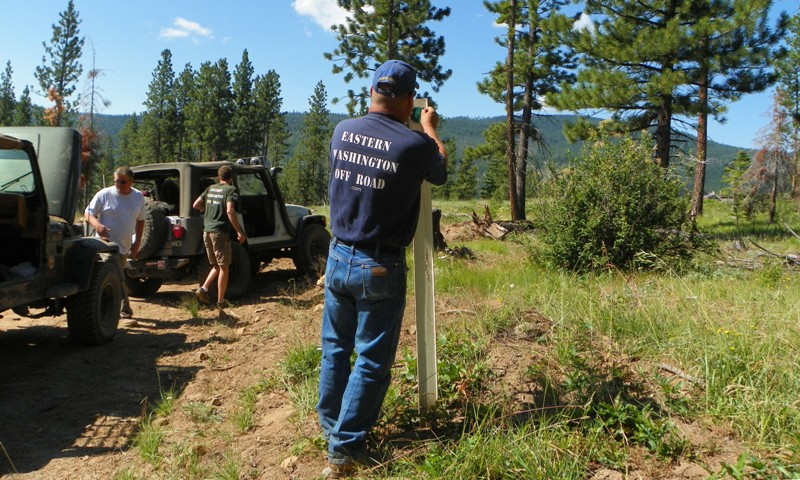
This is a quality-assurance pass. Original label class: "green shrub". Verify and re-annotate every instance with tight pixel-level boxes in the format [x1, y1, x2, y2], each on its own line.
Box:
[534, 133, 694, 271]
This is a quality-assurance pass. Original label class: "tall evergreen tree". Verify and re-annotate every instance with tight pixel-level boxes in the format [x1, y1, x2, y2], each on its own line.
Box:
[479, 0, 576, 220]
[117, 114, 145, 167]
[721, 150, 751, 224]
[229, 49, 260, 158]
[35, 0, 84, 126]
[688, 0, 787, 218]
[185, 59, 233, 161]
[174, 63, 195, 160]
[0, 61, 15, 126]
[141, 49, 178, 163]
[450, 154, 479, 200]
[285, 81, 333, 205]
[775, 10, 800, 196]
[546, 0, 694, 168]
[324, 0, 452, 115]
[14, 86, 35, 126]
[253, 70, 290, 166]
[465, 122, 508, 199]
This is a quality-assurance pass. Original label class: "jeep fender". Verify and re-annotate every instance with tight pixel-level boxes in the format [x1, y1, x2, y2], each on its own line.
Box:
[67, 237, 124, 291]
[294, 215, 327, 238]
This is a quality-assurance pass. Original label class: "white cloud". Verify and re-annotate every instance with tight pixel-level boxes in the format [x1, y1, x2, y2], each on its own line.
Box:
[159, 17, 213, 41]
[292, 0, 348, 31]
[572, 12, 595, 32]
[160, 27, 189, 39]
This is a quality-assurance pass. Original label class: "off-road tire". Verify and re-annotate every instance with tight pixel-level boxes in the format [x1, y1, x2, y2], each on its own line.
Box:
[66, 259, 122, 345]
[195, 241, 251, 300]
[124, 273, 163, 298]
[292, 223, 330, 277]
[137, 200, 169, 259]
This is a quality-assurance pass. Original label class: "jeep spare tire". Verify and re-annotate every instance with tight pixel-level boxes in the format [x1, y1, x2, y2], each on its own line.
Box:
[137, 200, 169, 259]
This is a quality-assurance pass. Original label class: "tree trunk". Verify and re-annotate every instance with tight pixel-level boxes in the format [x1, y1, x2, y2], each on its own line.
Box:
[769, 174, 778, 223]
[505, 0, 518, 221]
[655, 94, 673, 169]
[690, 63, 709, 220]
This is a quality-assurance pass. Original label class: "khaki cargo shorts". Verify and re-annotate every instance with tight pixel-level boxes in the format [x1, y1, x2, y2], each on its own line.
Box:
[203, 231, 233, 266]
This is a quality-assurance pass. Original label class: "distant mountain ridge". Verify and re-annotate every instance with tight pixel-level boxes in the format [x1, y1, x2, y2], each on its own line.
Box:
[94, 112, 750, 193]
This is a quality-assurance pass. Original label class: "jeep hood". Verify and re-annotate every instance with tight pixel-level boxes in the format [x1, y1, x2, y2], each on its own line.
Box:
[0, 127, 82, 221]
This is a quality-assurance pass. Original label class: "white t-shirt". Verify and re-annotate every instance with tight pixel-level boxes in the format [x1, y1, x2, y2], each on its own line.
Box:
[85, 186, 147, 255]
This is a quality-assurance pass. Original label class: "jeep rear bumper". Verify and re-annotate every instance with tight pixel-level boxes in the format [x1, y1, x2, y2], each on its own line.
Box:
[126, 257, 194, 280]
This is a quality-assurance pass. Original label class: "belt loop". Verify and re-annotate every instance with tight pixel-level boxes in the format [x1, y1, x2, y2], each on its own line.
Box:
[332, 236, 339, 248]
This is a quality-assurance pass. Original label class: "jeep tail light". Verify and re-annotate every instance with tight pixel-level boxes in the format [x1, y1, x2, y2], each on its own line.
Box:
[171, 223, 186, 240]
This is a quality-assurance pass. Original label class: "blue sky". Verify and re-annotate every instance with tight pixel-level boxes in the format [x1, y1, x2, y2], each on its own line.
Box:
[1, 0, 797, 150]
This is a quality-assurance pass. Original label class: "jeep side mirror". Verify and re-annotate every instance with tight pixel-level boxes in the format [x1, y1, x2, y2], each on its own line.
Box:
[270, 166, 283, 177]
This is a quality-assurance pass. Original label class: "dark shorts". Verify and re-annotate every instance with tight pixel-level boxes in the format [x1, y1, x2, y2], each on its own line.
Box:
[203, 231, 232, 266]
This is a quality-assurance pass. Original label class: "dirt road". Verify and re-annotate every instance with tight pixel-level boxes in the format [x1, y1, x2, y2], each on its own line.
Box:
[0, 260, 329, 479]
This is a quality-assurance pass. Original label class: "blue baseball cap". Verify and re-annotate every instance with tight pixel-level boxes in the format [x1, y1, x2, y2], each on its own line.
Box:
[372, 60, 418, 98]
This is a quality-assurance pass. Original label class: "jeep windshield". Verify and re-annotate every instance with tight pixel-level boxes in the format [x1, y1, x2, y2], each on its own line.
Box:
[0, 140, 37, 194]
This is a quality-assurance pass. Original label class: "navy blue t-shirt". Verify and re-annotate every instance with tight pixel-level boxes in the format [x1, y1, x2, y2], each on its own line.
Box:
[328, 112, 447, 247]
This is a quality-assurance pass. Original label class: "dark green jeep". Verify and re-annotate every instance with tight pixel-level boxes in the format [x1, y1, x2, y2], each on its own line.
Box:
[0, 127, 124, 345]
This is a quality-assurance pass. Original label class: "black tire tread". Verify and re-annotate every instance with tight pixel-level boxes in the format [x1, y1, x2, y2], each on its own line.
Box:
[66, 259, 122, 345]
[137, 201, 169, 259]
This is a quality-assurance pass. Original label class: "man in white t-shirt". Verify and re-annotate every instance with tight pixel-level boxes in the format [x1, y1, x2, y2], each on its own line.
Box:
[85, 166, 146, 319]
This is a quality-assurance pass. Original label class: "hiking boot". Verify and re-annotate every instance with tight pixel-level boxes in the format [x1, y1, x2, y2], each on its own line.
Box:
[195, 287, 211, 305]
[120, 310, 133, 319]
[217, 299, 232, 310]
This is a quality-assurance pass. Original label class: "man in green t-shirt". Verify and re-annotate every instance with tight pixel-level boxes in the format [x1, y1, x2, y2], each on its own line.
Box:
[192, 165, 247, 310]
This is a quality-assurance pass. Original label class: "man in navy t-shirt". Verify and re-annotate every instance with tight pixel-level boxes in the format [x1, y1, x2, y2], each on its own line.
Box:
[317, 59, 447, 478]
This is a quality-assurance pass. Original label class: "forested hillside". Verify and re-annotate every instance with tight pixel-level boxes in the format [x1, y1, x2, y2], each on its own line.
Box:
[93, 112, 750, 193]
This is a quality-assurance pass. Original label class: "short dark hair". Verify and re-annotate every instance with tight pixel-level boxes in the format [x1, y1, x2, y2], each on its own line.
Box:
[218, 165, 233, 181]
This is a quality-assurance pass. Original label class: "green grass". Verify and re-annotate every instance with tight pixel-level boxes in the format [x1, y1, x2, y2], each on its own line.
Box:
[118, 197, 800, 479]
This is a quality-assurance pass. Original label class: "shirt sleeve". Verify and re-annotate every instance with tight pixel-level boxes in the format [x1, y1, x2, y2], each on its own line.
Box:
[85, 191, 104, 217]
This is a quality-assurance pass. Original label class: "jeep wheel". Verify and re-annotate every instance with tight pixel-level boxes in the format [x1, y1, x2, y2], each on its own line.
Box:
[293, 223, 330, 277]
[137, 200, 169, 259]
[124, 273, 163, 298]
[195, 241, 251, 300]
[66, 259, 122, 345]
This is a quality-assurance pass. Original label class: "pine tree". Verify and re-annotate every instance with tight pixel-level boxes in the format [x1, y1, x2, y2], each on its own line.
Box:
[545, 0, 697, 167]
[253, 70, 290, 166]
[185, 59, 233, 160]
[229, 49, 261, 158]
[14, 86, 35, 126]
[688, 0, 786, 218]
[141, 49, 178, 163]
[117, 114, 145, 167]
[721, 150, 751, 224]
[35, 0, 84, 126]
[479, 0, 576, 220]
[285, 81, 333, 205]
[775, 10, 800, 196]
[174, 63, 195, 160]
[450, 153, 479, 200]
[0, 61, 15, 126]
[325, 0, 452, 115]
[466, 122, 508, 199]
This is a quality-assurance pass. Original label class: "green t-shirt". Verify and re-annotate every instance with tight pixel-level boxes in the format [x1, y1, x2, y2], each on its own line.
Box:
[201, 182, 239, 233]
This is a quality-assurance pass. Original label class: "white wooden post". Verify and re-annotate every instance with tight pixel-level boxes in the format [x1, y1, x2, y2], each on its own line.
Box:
[409, 99, 438, 410]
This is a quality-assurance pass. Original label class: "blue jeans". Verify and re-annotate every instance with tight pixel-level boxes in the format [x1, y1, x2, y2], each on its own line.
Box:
[317, 239, 407, 464]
